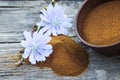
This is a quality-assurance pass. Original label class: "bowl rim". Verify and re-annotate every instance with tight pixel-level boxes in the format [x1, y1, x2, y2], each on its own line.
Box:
[75, 0, 120, 48]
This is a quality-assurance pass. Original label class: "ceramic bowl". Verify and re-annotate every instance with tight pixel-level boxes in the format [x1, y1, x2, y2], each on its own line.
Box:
[76, 0, 120, 56]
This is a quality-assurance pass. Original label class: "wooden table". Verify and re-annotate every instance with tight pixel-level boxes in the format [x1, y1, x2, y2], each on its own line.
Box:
[0, 0, 120, 80]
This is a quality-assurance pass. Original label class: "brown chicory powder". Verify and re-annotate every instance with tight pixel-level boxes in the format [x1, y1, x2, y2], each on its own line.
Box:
[82, 1, 120, 45]
[20, 35, 89, 76]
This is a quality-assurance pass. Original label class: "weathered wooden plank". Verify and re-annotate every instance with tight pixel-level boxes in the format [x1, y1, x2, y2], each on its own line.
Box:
[0, 1, 86, 80]
[0, 1, 47, 7]
[0, 50, 120, 80]
[0, 43, 22, 54]
[0, 0, 120, 80]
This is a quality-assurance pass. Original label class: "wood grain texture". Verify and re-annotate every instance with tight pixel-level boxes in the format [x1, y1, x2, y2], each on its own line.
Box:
[0, 0, 120, 80]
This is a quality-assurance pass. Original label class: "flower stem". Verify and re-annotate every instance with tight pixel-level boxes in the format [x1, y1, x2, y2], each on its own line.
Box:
[37, 20, 43, 32]
[15, 57, 24, 67]
[43, 6, 47, 10]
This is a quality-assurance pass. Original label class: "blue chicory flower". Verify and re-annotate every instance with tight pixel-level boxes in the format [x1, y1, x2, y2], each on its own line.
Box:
[37, 3, 72, 36]
[21, 31, 53, 64]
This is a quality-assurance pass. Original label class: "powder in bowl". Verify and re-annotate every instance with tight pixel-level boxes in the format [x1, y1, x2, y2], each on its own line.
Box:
[82, 1, 120, 46]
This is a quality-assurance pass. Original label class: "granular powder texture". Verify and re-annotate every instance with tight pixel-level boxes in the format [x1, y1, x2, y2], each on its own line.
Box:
[82, 1, 120, 45]
[50, 35, 89, 76]
[20, 35, 89, 76]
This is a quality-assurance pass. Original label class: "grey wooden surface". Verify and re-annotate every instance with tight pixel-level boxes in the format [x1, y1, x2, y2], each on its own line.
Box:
[0, 0, 120, 80]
